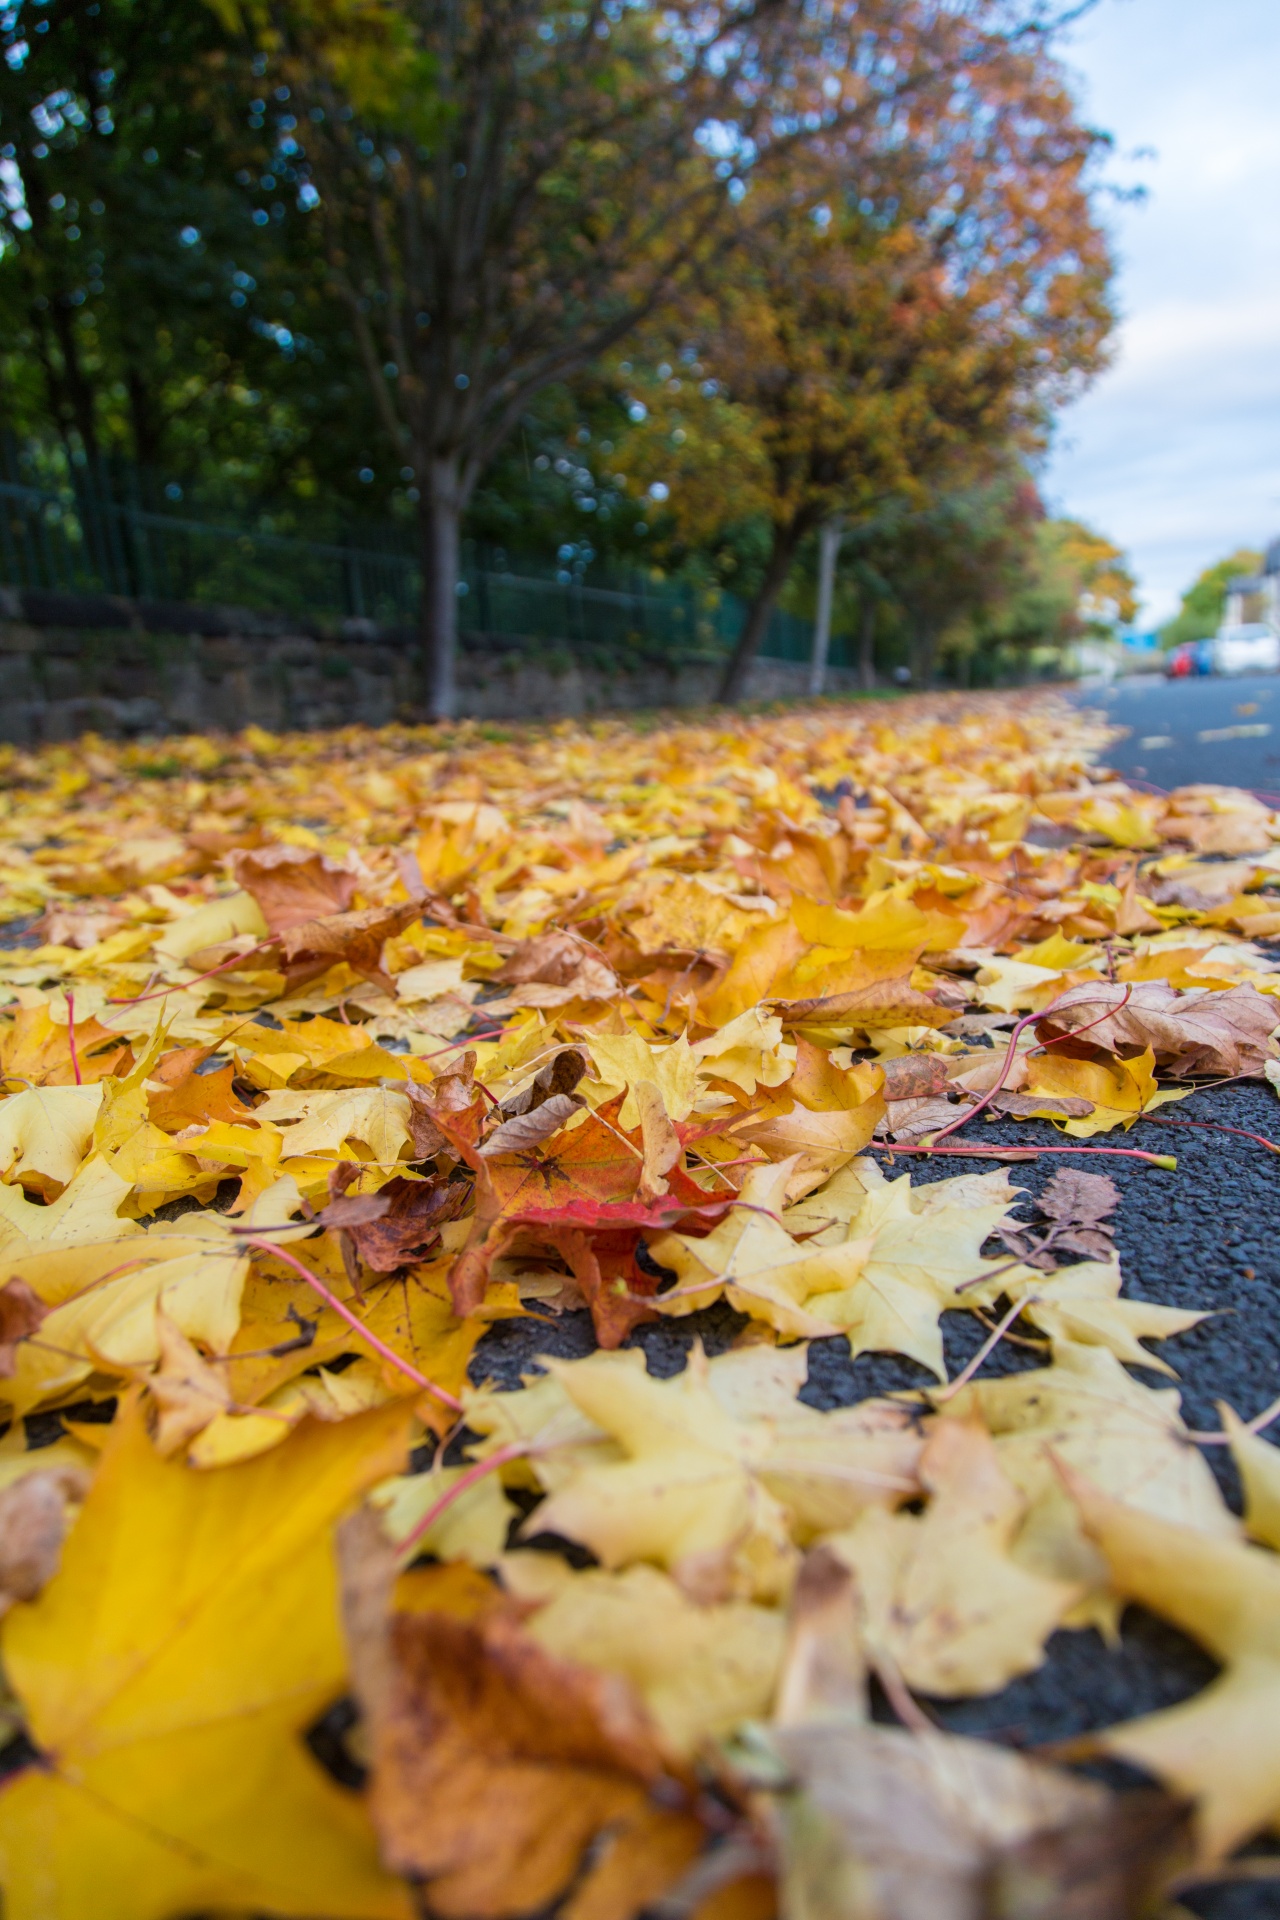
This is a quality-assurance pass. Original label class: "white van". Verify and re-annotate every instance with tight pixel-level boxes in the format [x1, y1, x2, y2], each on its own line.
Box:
[1213, 623, 1280, 675]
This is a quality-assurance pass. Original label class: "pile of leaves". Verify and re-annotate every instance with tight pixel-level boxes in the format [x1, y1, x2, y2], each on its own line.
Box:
[0, 696, 1278, 1918]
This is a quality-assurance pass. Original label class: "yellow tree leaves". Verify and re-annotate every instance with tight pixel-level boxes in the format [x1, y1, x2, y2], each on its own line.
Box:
[0, 1399, 413, 1920]
[1069, 1471, 1280, 1863]
[0, 698, 1277, 1913]
[824, 1417, 1078, 1696]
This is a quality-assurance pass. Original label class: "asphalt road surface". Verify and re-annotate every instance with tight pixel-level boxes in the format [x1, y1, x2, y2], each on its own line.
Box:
[1078, 671, 1280, 795]
[451, 697, 1280, 1912]
[480, 1082, 1280, 1918]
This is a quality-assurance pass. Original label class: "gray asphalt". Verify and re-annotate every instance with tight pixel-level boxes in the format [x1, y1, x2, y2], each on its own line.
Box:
[479, 1091, 1280, 1917]
[1076, 671, 1280, 795]
[465, 673, 1280, 1914]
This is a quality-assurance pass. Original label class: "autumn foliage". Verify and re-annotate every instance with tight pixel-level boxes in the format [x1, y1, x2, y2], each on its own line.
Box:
[0, 697, 1276, 1913]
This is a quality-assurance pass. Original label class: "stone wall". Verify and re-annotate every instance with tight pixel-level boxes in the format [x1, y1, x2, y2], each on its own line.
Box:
[0, 587, 861, 740]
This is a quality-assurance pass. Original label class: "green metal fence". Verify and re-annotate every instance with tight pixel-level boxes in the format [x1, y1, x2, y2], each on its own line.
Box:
[0, 447, 841, 668]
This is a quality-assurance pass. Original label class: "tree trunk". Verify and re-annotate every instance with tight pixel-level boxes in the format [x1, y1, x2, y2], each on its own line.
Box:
[418, 456, 462, 721]
[858, 599, 877, 692]
[808, 520, 841, 698]
[909, 620, 936, 690]
[48, 300, 99, 459]
[127, 368, 163, 475]
[718, 526, 800, 705]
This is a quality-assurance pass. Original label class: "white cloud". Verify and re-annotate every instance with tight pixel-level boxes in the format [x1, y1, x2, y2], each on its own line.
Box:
[1044, 0, 1280, 624]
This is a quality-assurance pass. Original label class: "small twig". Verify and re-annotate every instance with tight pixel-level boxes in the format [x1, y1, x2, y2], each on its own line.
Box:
[233, 1233, 462, 1410]
[933, 1295, 1029, 1403]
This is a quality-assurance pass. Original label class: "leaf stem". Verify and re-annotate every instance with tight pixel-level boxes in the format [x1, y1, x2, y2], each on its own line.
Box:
[233, 1233, 463, 1411]
[1146, 1115, 1280, 1156]
[933, 1294, 1030, 1403]
[395, 1440, 528, 1559]
[871, 1142, 1177, 1168]
[929, 985, 1133, 1145]
[107, 936, 279, 1007]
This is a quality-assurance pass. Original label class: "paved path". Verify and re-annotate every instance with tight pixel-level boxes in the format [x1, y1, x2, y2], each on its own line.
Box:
[474, 686, 1280, 1915]
[1077, 671, 1280, 794]
[481, 1082, 1280, 1918]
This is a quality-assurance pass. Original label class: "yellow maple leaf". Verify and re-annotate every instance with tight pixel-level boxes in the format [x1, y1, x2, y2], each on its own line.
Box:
[782, 1160, 1021, 1379]
[499, 1556, 784, 1758]
[649, 1159, 877, 1338]
[0, 1156, 140, 1255]
[942, 1339, 1236, 1620]
[0, 1085, 102, 1198]
[0, 1396, 413, 1920]
[1024, 1044, 1189, 1136]
[824, 1415, 1079, 1695]
[255, 1085, 414, 1163]
[1071, 1468, 1280, 1861]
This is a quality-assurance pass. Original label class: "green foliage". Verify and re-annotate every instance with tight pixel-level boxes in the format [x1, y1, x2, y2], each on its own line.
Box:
[0, 0, 385, 514]
[0, 0, 1128, 701]
[1160, 549, 1263, 650]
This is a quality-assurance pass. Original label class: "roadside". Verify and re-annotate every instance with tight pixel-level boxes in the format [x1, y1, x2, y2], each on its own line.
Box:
[1077, 672, 1280, 794]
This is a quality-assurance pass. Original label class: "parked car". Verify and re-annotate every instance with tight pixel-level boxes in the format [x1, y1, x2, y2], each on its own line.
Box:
[1213, 623, 1280, 675]
[1165, 639, 1213, 678]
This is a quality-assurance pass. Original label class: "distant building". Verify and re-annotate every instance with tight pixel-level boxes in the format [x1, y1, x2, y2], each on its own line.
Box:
[1225, 538, 1280, 632]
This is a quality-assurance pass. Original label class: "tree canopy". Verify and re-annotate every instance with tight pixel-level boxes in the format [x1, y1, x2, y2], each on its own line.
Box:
[1161, 548, 1264, 650]
[0, 0, 1124, 702]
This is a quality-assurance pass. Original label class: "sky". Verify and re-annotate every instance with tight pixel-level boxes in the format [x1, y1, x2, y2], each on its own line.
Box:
[1043, 0, 1280, 627]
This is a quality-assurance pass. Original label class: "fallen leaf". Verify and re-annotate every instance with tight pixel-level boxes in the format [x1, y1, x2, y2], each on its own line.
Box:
[1069, 1466, 1280, 1862]
[824, 1415, 1080, 1695]
[0, 1278, 46, 1375]
[0, 1396, 413, 1920]
[339, 1510, 697, 1920]
[228, 843, 361, 932]
[1223, 1406, 1280, 1549]
[1036, 980, 1280, 1078]
[319, 1172, 470, 1272]
[940, 1339, 1236, 1610]
[650, 1159, 879, 1339]
[0, 1466, 89, 1616]
[743, 1549, 1188, 1920]
[0, 1084, 102, 1198]
[500, 1556, 785, 1758]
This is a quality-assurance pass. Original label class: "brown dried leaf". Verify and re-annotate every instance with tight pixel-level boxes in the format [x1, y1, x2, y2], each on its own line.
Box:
[480, 1092, 585, 1157]
[1036, 980, 1280, 1078]
[276, 900, 423, 983]
[750, 1551, 1190, 1920]
[1037, 1168, 1121, 1229]
[0, 1277, 47, 1377]
[339, 1512, 695, 1920]
[318, 1173, 470, 1272]
[881, 1055, 951, 1100]
[0, 1464, 90, 1612]
[404, 1052, 479, 1157]
[228, 843, 360, 932]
